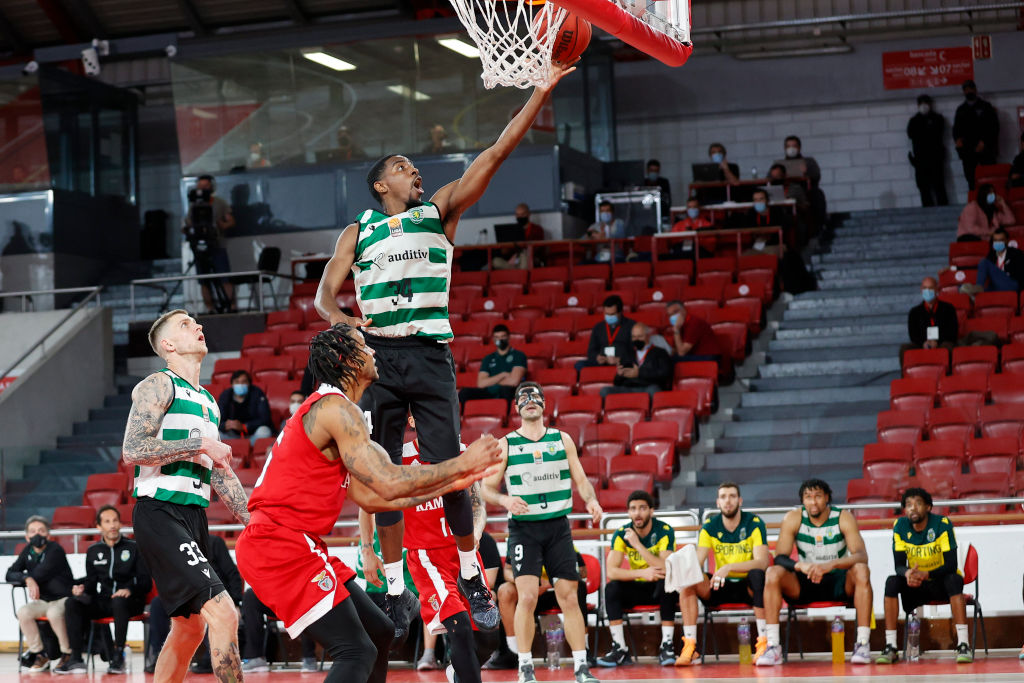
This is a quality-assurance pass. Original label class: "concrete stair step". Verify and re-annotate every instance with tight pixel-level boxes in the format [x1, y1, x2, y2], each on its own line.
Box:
[778, 313, 906, 330]
[784, 303, 908, 320]
[23, 462, 114, 479]
[89, 407, 131, 422]
[767, 344, 896, 363]
[817, 275, 930, 290]
[72, 419, 129, 436]
[104, 394, 133, 409]
[704, 446, 864, 470]
[57, 434, 125, 448]
[828, 231, 952, 247]
[791, 286, 920, 302]
[759, 356, 900, 377]
[722, 413, 877, 438]
[714, 430, 877, 452]
[749, 371, 900, 392]
[768, 334, 904, 351]
[815, 263, 946, 280]
[697, 464, 862, 486]
[742, 384, 889, 407]
[732, 400, 888, 421]
[775, 321, 905, 339]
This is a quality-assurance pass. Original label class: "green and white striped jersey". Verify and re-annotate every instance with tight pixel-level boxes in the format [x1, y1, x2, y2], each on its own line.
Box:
[352, 202, 453, 341]
[504, 428, 572, 521]
[796, 506, 847, 564]
[132, 369, 218, 507]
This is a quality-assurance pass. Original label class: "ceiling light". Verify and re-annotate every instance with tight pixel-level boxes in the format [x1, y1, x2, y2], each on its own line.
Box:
[387, 84, 431, 101]
[301, 50, 356, 71]
[438, 38, 480, 58]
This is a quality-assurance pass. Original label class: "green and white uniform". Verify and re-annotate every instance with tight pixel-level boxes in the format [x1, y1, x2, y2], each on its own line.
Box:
[796, 506, 847, 563]
[133, 369, 218, 507]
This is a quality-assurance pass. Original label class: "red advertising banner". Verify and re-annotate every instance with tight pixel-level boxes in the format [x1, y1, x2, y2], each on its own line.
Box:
[882, 47, 974, 90]
[972, 34, 992, 60]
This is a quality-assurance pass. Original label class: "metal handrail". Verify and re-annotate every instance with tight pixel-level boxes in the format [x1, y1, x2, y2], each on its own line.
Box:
[0, 286, 103, 313]
[129, 270, 290, 321]
[0, 287, 103, 386]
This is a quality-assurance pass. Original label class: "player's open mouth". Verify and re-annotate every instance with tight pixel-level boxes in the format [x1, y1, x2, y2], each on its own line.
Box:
[198, 334, 205, 342]
[413, 177, 424, 195]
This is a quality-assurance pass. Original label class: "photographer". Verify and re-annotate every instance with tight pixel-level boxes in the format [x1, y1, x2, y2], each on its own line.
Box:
[184, 174, 237, 313]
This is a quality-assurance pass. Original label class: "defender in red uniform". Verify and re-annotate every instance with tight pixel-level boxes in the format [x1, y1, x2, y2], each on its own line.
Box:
[235, 324, 501, 683]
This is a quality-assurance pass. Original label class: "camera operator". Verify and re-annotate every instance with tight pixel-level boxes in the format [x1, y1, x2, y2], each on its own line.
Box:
[184, 174, 237, 313]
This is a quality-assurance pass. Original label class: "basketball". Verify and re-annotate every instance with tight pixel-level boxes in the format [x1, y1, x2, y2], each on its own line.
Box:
[534, 10, 592, 64]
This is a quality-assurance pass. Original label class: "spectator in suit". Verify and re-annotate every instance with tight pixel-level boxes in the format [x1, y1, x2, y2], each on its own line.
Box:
[1010, 132, 1024, 188]
[899, 276, 957, 365]
[57, 506, 151, 674]
[8, 515, 74, 672]
[708, 143, 740, 184]
[641, 159, 672, 212]
[665, 300, 721, 362]
[577, 295, 636, 371]
[731, 188, 793, 248]
[218, 370, 273, 444]
[953, 79, 999, 190]
[671, 198, 717, 257]
[956, 183, 1016, 241]
[974, 228, 1024, 293]
[458, 324, 527, 405]
[907, 94, 949, 207]
[600, 323, 673, 398]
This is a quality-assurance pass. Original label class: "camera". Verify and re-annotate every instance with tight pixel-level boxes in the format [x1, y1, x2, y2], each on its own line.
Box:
[185, 187, 218, 267]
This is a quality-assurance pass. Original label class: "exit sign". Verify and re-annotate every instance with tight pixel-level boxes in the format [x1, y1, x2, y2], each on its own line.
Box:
[972, 35, 992, 60]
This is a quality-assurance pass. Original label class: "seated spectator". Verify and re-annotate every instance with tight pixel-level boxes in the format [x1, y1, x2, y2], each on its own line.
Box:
[665, 300, 721, 362]
[876, 488, 973, 664]
[768, 163, 812, 247]
[585, 201, 626, 262]
[957, 183, 1016, 241]
[146, 535, 243, 674]
[677, 483, 769, 667]
[1010, 132, 1024, 187]
[671, 198, 716, 256]
[458, 325, 526, 404]
[600, 323, 672, 398]
[577, 295, 636, 371]
[975, 228, 1024, 292]
[239, 588, 318, 673]
[57, 506, 151, 674]
[729, 188, 793, 248]
[217, 370, 273, 444]
[597, 491, 677, 668]
[423, 124, 455, 154]
[899, 277, 957, 365]
[8, 515, 74, 672]
[281, 390, 306, 431]
[774, 135, 821, 187]
[641, 159, 672, 211]
[515, 203, 545, 241]
[335, 125, 367, 161]
[247, 142, 271, 169]
[707, 143, 740, 184]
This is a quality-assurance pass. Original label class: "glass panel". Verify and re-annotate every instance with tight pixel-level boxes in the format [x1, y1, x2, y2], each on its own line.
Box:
[0, 74, 50, 193]
[97, 108, 127, 197]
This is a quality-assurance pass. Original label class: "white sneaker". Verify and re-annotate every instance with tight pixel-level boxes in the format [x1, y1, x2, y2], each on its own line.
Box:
[300, 657, 318, 672]
[851, 642, 871, 664]
[242, 657, 270, 673]
[755, 644, 782, 666]
[417, 654, 438, 671]
[445, 664, 456, 683]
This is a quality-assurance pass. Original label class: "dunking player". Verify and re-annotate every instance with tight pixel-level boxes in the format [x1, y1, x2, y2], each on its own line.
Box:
[314, 61, 578, 636]
[481, 382, 603, 683]
[122, 310, 250, 683]
[235, 324, 501, 683]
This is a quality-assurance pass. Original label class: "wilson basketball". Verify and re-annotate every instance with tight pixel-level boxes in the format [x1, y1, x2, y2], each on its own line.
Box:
[534, 11, 592, 63]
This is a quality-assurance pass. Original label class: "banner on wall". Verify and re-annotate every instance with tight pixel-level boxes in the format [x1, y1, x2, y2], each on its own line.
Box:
[882, 47, 974, 90]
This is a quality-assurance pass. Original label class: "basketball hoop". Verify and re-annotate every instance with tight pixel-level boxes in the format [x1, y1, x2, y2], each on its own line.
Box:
[450, 0, 692, 90]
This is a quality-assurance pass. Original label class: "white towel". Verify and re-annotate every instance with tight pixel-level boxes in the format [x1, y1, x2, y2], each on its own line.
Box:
[664, 545, 704, 592]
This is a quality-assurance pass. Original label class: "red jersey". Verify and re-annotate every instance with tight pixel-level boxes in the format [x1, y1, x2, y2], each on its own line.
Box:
[247, 385, 353, 537]
[402, 439, 465, 550]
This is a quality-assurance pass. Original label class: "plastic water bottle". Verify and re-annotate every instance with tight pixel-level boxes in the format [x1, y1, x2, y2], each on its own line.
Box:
[906, 610, 921, 662]
[545, 622, 563, 670]
[830, 617, 845, 663]
[123, 646, 132, 673]
[737, 618, 752, 664]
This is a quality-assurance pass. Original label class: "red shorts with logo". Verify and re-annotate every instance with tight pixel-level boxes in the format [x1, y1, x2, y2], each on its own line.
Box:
[406, 546, 484, 635]
[235, 521, 356, 638]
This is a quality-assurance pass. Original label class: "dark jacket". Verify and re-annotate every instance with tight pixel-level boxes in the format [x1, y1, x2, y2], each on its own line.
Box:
[907, 299, 959, 346]
[78, 536, 151, 600]
[907, 111, 946, 164]
[586, 317, 636, 365]
[614, 345, 673, 390]
[6, 541, 74, 601]
[217, 385, 273, 436]
[953, 97, 999, 159]
[207, 535, 244, 605]
[981, 246, 1024, 291]
[1010, 152, 1024, 188]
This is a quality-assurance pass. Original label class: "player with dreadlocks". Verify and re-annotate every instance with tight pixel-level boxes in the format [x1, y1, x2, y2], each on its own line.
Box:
[235, 323, 502, 683]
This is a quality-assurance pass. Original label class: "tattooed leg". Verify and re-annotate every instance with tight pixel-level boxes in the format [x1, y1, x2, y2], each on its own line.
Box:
[202, 591, 242, 683]
[154, 614, 206, 683]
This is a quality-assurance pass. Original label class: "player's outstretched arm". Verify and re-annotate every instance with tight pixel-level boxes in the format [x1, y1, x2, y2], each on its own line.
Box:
[348, 476, 469, 512]
[314, 223, 366, 327]
[211, 469, 250, 525]
[431, 60, 577, 239]
[122, 373, 231, 468]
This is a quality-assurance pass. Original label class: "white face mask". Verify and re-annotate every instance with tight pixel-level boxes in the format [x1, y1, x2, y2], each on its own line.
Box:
[250, 152, 261, 161]
[918, 104, 931, 115]
[785, 146, 799, 159]
[289, 401, 302, 415]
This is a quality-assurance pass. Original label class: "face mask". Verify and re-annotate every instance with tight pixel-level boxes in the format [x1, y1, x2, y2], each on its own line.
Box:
[600, 211, 612, 223]
[769, 177, 784, 186]
[669, 312, 681, 326]
[965, 92, 977, 102]
[632, 339, 646, 350]
[515, 216, 528, 227]
[921, 288, 936, 303]
[250, 152, 261, 161]
[604, 314, 619, 326]
[29, 534, 46, 548]
[289, 401, 302, 415]
[753, 201, 767, 213]
[785, 146, 799, 158]
[516, 388, 545, 412]
[986, 193, 997, 205]
[993, 241, 1006, 253]
[710, 152, 724, 164]
[495, 338, 509, 350]
[918, 104, 931, 115]
[232, 383, 249, 397]
[647, 172, 658, 181]
[686, 207, 700, 219]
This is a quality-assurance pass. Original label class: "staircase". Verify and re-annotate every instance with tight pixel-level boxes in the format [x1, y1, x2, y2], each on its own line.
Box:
[681, 205, 963, 506]
[98, 258, 185, 346]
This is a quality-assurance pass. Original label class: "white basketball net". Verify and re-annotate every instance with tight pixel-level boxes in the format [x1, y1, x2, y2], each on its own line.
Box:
[448, 0, 569, 89]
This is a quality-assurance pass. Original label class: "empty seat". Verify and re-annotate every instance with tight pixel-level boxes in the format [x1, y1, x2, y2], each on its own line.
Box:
[938, 268, 975, 297]
[956, 473, 1011, 513]
[890, 377, 937, 412]
[710, 319, 747, 363]
[603, 392, 649, 424]
[555, 395, 602, 429]
[578, 366, 617, 394]
[532, 317, 573, 344]
[579, 454, 609, 489]
[963, 315, 1008, 342]
[534, 368, 577, 401]
[580, 423, 631, 464]
[974, 292, 1018, 319]
[988, 374, 1024, 405]
[903, 348, 949, 379]
[978, 404, 1024, 440]
[951, 345, 998, 377]
[509, 295, 552, 320]
[212, 357, 251, 384]
[530, 266, 569, 285]
[965, 437, 1019, 476]
[83, 473, 128, 508]
[673, 361, 718, 417]
[554, 339, 590, 369]
[949, 241, 990, 269]
[265, 309, 304, 332]
[1009, 317, 1024, 345]
[914, 440, 965, 480]
[597, 488, 633, 512]
[876, 409, 926, 444]
[607, 455, 658, 492]
[53, 505, 99, 530]
[451, 319, 490, 341]
[937, 374, 988, 412]
[650, 390, 698, 451]
[681, 283, 723, 307]
[631, 421, 679, 482]
[279, 329, 314, 354]
[223, 438, 251, 469]
[926, 406, 976, 443]
[241, 332, 280, 357]
[862, 442, 913, 482]
[462, 399, 507, 433]
[846, 478, 899, 520]
[552, 292, 595, 316]
[251, 355, 293, 384]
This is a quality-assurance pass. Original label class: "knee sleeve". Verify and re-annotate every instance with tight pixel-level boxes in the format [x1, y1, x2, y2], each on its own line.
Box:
[747, 569, 766, 609]
[441, 488, 473, 538]
[884, 575, 904, 598]
[442, 613, 481, 683]
[944, 573, 964, 597]
[375, 510, 403, 528]
[604, 581, 624, 621]
[658, 588, 677, 622]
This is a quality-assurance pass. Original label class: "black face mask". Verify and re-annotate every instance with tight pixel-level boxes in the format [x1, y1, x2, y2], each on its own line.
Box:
[769, 178, 784, 186]
[495, 338, 509, 351]
[965, 92, 977, 102]
[515, 216, 528, 227]
[29, 534, 47, 549]
[632, 339, 646, 350]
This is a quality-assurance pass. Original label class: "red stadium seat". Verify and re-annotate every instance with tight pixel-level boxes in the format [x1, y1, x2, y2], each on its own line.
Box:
[206, 382, 229, 405]
[951, 345, 998, 377]
[579, 455, 609, 489]
[711, 321, 747, 363]
[937, 374, 987, 412]
[988, 374, 1024, 405]
[251, 355, 293, 384]
[631, 421, 678, 482]
[974, 163, 1011, 187]
[681, 283, 723, 307]
[489, 268, 527, 291]
[530, 266, 569, 285]
[876, 409, 926, 444]
[464, 345, 492, 374]
[252, 437, 276, 462]
[554, 339, 589, 369]
[631, 309, 669, 334]
[963, 315, 1008, 342]
[949, 241, 990, 269]
[607, 458, 657, 493]
[926, 406, 976, 443]
[462, 399, 507, 432]
[613, 261, 652, 282]
[862, 442, 913, 482]
[654, 259, 694, 284]
[603, 392, 649, 424]
[580, 423, 630, 465]
[978, 404, 1024, 440]
[573, 264, 610, 289]
[939, 292, 972, 329]
[956, 473, 1011, 513]
[241, 332, 280, 357]
[597, 488, 633, 512]
[555, 395, 602, 429]
[698, 256, 737, 276]
[1010, 317, 1024, 345]
[578, 366, 617, 395]
[53, 506, 100, 541]
[452, 319, 489, 342]
[965, 436, 1019, 472]
[696, 271, 733, 290]
[889, 377, 936, 412]
[673, 361, 718, 417]
[83, 473, 128, 508]
[265, 309, 304, 332]
[914, 440, 965, 477]
[902, 348, 949, 379]
[738, 253, 778, 279]
[535, 368, 577, 404]
[455, 371, 478, 390]
[651, 390, 698, 451]
[1001, 342, 1024, 373]
[509, 295, 551, 320]
[552, 292, 595, 316]
[519, 341, 554, 367]
[938, 268, 975, 297]
[223, 438, 251, 470]
[845, 478, 899, 520]
[279, 329, 314, 355]
[212, 357, 251, 384]
[724, 281, 767, 310]
[974, 292, 1018, 319]
[532, 317, 573, 345]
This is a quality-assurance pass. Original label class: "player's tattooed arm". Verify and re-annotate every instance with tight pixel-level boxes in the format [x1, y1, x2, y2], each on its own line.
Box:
[470, 482, 487, 540]
[349, 478, 456, 512]
[211, 469, 250, 525]
[122, 373, 203, 466]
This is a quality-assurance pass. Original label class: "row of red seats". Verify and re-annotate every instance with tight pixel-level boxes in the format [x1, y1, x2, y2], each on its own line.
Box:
[864, 440, 1021, 481]
[892, 373, 1024, 412]
[934, 291, 1024, 325]
[877, 405, 1024, 444]
[902, 345, 1024, 379]
[213, 353, 308, 384]
[846, 472, 1019, 520]
[580, 454, 658, 495]
[973, 164, 1024, 191]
